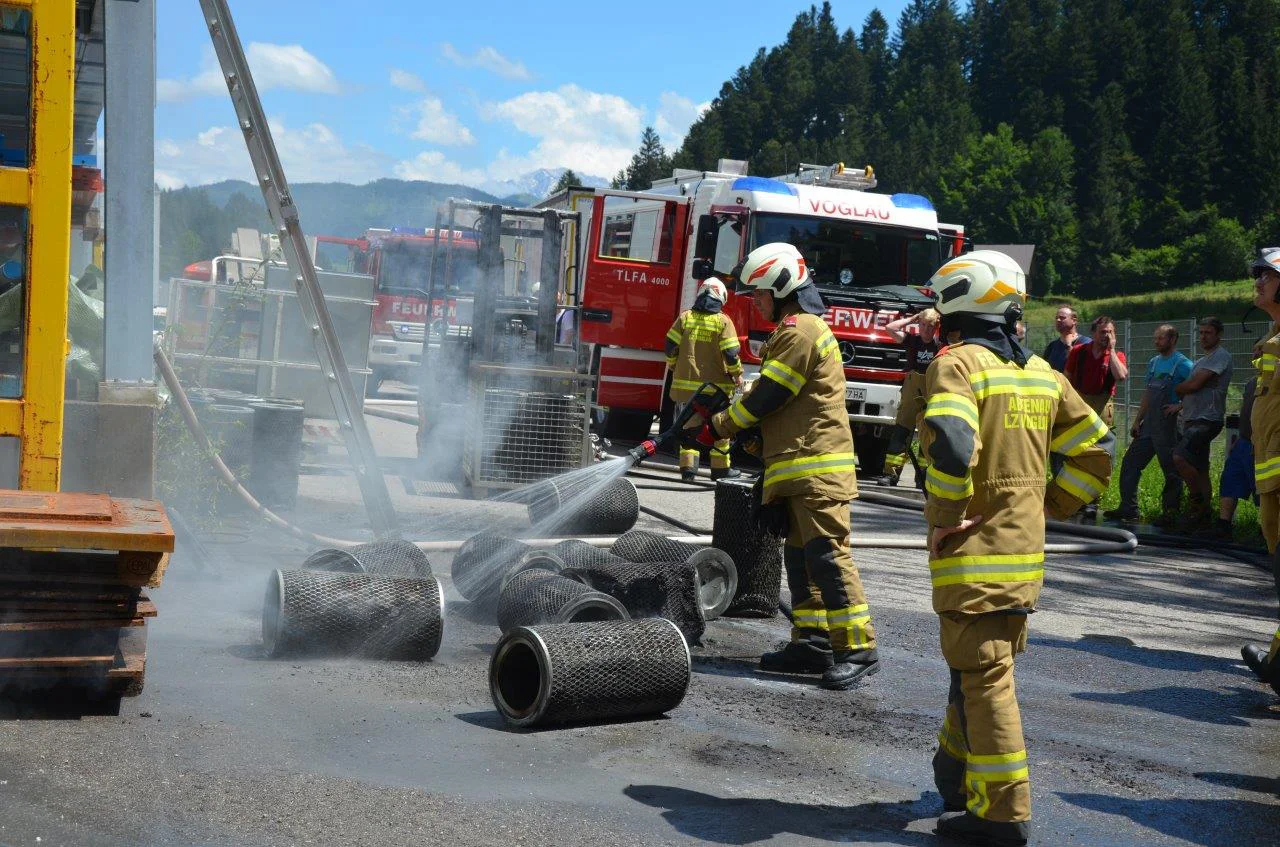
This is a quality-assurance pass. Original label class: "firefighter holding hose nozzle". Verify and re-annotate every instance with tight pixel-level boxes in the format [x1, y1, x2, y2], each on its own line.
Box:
[663, 278, 743, 482]
[697, 242, 880, 691]
[919, 251, 1113, 846]
[1240, 247, 1280, 700]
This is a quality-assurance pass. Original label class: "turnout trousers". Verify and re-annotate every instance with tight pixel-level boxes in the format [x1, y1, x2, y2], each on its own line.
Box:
[932, 611, 1032, 824]
[675, 401, 731, 472]
[782, 495, 876, 651]
[885, 372, 927, 478]
[1262, 491, 1280, 664]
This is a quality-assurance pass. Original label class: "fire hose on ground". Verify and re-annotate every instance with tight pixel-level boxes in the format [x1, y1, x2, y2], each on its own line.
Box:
[159, 344, 1139, 558]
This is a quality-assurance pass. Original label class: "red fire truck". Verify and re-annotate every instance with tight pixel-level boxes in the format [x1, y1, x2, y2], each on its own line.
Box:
[313, 228, 481, 392]
[573, 161, 967, 474]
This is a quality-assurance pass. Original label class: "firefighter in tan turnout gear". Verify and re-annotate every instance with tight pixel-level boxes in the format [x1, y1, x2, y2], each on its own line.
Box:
[919, 251, 1113, 846]
[1240, 248, 1280, 700]
[709, 242, 880, 690]
[664, 278, 743, 482]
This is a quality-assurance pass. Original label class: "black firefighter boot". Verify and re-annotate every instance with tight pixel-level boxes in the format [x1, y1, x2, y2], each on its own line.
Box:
[759, 636, 834, 674]
[822, 647, 880, 690]
[1243, 545, 1280, 693]
[936, 811, 1030, 847]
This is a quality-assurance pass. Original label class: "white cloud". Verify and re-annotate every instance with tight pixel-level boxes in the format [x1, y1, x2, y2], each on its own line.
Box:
[654, 92, 710, 150]
[394, 150, 488, 186]
[392, 85, 708, 190]
[155, 120, 391, 189]
[390, 68, 427, 93]
[407, 97, 475, 146]
[157, 43, 341, 102]
[439, 43, 531, 81]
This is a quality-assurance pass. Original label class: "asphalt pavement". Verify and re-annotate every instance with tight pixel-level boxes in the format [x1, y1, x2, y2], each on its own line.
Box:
[0, 404, 1275, 847]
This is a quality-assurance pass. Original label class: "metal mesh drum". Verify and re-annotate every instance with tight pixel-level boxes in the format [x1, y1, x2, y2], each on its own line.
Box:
[451, 532, 533, 604]
[526, 476, 639, 535]
[489, 618, 691, 728]
[549, 539, 628, 570]
[563, 558, 705, 644]
[262, 569, 444, 660]
[610, 530, 739, 620]
[495, 569, 628, 632]
[713, 478, 784, 617]
[302, 540, 432, 578]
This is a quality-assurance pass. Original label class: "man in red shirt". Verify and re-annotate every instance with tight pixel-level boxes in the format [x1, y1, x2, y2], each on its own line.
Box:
[1064, 315, 1129, 428]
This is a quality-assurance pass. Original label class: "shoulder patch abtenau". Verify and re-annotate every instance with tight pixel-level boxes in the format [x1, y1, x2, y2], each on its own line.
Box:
[783, 316, 798, 327]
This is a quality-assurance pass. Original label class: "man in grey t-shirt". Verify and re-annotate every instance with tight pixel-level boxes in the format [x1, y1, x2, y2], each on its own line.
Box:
[1164, 316, 1233, 528]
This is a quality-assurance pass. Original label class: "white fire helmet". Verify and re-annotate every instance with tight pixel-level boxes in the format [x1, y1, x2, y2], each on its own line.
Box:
[696, 278, 728, 303]
[733, 242, 810, 299]
[929, 251, 1027, 320]
[1249, 247, 1280, 278]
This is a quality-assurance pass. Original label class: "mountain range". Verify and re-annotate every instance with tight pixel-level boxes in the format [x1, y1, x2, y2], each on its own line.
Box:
[192, 168, 608, 237]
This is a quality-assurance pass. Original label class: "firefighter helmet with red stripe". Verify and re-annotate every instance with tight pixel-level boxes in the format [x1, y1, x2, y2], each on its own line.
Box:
[732, 242, 809, 299]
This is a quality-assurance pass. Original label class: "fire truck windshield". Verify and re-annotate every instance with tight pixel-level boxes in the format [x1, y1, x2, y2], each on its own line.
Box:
[379, 240, 480, 296]
[751, 213, 941, 292]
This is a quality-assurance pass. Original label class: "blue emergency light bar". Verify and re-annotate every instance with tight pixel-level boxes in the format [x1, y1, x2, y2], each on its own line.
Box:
[731, 177, 798, 197]
[890, 193, 934, 210]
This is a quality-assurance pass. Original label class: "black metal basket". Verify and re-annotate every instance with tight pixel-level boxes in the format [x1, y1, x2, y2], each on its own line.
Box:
[262, 569, 444, 660]
[489, 618, 691, 728]
[713, 478, 783, 617]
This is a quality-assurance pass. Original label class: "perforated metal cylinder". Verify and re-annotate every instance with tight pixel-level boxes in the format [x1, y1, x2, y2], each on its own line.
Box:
[451, 532, 532, 604]
[489, 618, 691, 728]
[302, 540, 432, 578]
[262, 569, 444, 660]
[526, 476, 639, 535]
[495, 569, 628, 632]
[713, 478, 783, 617]
[563, 558, 705, 644]
[550, 538, 629, 570]
[610, 530, 739, 620]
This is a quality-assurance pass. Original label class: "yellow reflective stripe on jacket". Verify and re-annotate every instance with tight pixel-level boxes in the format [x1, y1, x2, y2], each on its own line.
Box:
[969, 369, 1061, 400]
[965, 750, 1029, 783]
[924, 392, 980, 430]
[684, 312, 722, 342]
[666, 324, 683, 344]
[727, 401, 759, 429]
[816, 327, 839, 358]
[929, 552, 1045, 587]
[1055, 465, 1106, 502]
[672, 377, 735, 394]
[1257, 455, 1280, 483]
[760, 359, 806, 395]
[719, 336, 740, 351]
[1258, 352, 1277, 374]
[925, 465, 973, 500]
[1051, 411, 1109, 456]
[764, 452, 857, 488]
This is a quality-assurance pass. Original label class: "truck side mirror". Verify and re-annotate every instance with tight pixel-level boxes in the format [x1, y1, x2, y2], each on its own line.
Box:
[691, 258, 714, 280]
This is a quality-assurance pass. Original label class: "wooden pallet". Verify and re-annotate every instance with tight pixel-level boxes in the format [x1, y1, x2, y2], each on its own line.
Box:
[0, 492, 172, 706]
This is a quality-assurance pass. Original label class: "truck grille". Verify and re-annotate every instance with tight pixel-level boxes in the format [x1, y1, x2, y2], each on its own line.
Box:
[391, 322, 425, 343]
[838, 340, 904, 372]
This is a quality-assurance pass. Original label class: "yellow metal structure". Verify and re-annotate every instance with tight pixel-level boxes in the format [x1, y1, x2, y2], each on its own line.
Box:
[0, 1, 74, 491]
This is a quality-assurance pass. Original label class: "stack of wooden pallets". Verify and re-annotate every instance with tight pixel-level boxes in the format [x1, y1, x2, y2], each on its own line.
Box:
[0, 492, 173, 709]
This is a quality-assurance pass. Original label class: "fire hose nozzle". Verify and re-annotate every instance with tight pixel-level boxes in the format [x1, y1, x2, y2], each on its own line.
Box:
[628, 440, 658, 464]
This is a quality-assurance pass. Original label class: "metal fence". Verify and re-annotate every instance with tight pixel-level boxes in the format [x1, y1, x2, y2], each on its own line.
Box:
[1026, 317, 1274, 458]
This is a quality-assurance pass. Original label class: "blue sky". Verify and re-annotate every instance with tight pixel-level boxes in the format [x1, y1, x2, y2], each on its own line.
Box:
[155, 1, 912, 192]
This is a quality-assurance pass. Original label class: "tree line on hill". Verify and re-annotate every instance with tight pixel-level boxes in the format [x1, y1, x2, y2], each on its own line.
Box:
[615, 0, 1280, 298]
